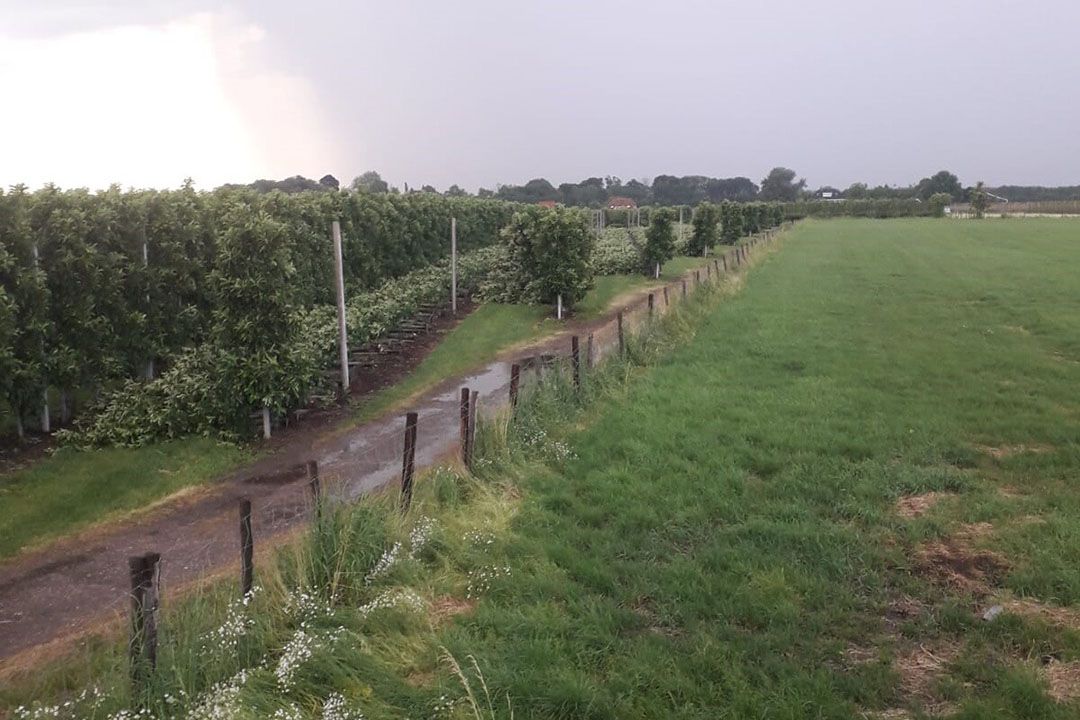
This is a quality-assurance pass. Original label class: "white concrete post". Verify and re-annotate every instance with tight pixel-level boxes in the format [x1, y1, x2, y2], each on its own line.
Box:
[451, 217, 458, 314]
[332, 221, 350, 395]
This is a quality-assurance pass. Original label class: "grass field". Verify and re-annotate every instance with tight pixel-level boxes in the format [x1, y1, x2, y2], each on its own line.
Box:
[10, 218, 1080, 719]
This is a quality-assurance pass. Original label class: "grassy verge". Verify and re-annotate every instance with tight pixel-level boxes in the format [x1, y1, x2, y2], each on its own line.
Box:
[0, 438, 250, 560]
[353, 251, 722, 422]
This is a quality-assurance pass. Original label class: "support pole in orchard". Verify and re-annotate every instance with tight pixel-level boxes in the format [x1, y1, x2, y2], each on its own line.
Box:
[143, 234, 154, 381]
[33, 242, 49, 434]
[451, 217, 458, 314]
[655, 262, 660, 279]
[557, 294, 563, 320]
[332, 221, 350, 396]
[261, 406, 271, 440]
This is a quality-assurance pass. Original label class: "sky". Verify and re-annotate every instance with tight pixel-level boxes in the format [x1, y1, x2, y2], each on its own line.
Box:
[2, 0, 1079, 192]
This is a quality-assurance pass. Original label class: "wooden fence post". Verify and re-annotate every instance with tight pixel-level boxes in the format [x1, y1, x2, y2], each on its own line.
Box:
[617, 311, 625, 355]
[306, 460, 320, 505]
[648, 293, 655, 317]
[695, 270, 701, 285]
[400, 412, 418, 512]
[239, 499, 253, 597]
[509, 364, 521, 409]
[707, 263, 712, 280]
[722, 255, 728, 272]
[681, 279, 687, 299]
[128, 552, 161, 696]
[571, 335, 581, 390]
[586, 332, 594, 369]
[663, 286, 669, 306]
[459, 387, 470, 464]
[467, 391, 478, 470]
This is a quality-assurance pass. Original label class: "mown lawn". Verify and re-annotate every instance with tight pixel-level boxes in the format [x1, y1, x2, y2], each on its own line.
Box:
[437, 218, 1080, 718]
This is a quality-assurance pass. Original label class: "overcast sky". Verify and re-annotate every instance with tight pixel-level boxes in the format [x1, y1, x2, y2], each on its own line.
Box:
[2, 1, 1078, 192]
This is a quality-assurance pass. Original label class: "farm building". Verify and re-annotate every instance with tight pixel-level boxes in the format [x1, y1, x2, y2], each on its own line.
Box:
[607, 196, 637, 209]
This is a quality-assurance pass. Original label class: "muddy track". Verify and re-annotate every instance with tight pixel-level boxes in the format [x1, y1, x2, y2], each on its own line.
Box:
[0, 241, 770, 676]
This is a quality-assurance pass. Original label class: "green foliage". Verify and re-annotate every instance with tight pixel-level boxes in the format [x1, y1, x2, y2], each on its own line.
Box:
[720, 201, 744, 244]
[760, 167, 806, 201]
[487, 206, 595, 307]
[592, 228, 644, 275]
[916, 170, 963, 200]
[643, 208, 676, 272]
[0, 187, 48, 435]
[971, 181, 990, 219]
[785, 198, 930, 219]
[687, 203, 719, 254]
[0, 185, 516, 440]
[211, 202, 308, 420]
[929, 192, 952, 218]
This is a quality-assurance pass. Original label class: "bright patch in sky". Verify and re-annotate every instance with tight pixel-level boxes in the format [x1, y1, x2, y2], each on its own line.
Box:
[0, 11, 338, 190]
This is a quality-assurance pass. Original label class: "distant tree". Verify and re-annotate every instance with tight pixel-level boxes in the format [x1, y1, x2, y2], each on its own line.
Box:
[496, 178, 560, 203]
[970, 182, 990, 219]
[318, 174, 340, 190]
[652, 175, 708, 205]
[916, 171, 963, 201]
[559, 177, 607, 207]
[643, 208, 676, 274]
[759, 168, 806, 201]
[351, 171, 390, 194]
[420, 185, 439, 194]
[928, 193, 952, 218]
[844, 182, 869, 199]
[477, 188, 495, 199]
[445, 184, 469, 197]
[705, 177, 759, 202]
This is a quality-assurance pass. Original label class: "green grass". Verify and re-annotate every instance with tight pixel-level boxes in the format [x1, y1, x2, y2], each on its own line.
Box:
[0, 438, 249, 559]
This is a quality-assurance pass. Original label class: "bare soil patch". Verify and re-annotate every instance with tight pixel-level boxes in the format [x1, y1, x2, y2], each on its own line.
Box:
[974, 443, 1054, 460]
[1043, 660, 1080, 702]
[895, 492, 954, 519]
[915, 524, 1008, 596]
[429, 596, 477, 624]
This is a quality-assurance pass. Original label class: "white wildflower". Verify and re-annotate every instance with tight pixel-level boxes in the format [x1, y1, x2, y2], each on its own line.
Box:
[466, 565, 512, 599]
[365, 542, 402, 585]
[274, 629, 316, 690]
[322, 692, 365, 720]
[356, 589, 425, 619]
[409, 516, 438, 558]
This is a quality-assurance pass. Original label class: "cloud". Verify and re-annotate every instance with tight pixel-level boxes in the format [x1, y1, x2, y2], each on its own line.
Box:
[0, 8, 340, 190]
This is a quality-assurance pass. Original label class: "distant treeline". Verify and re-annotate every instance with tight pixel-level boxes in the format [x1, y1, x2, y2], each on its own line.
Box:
[228, 170, 1080, 207]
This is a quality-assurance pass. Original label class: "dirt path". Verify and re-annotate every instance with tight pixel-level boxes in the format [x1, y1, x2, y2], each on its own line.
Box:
[0, 243, 762, 674]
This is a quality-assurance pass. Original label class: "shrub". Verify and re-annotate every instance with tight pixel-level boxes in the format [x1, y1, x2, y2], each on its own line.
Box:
[592, 229, 643, 275]
[720, 201, 744, 244]
[688, 203, 720, 253]
[643, 208, 676, 273]
[488, 206, 594, 307]
[928, 193, 952, 218]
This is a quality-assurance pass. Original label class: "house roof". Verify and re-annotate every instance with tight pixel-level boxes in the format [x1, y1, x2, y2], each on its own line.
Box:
[607, 196, 637, 208]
